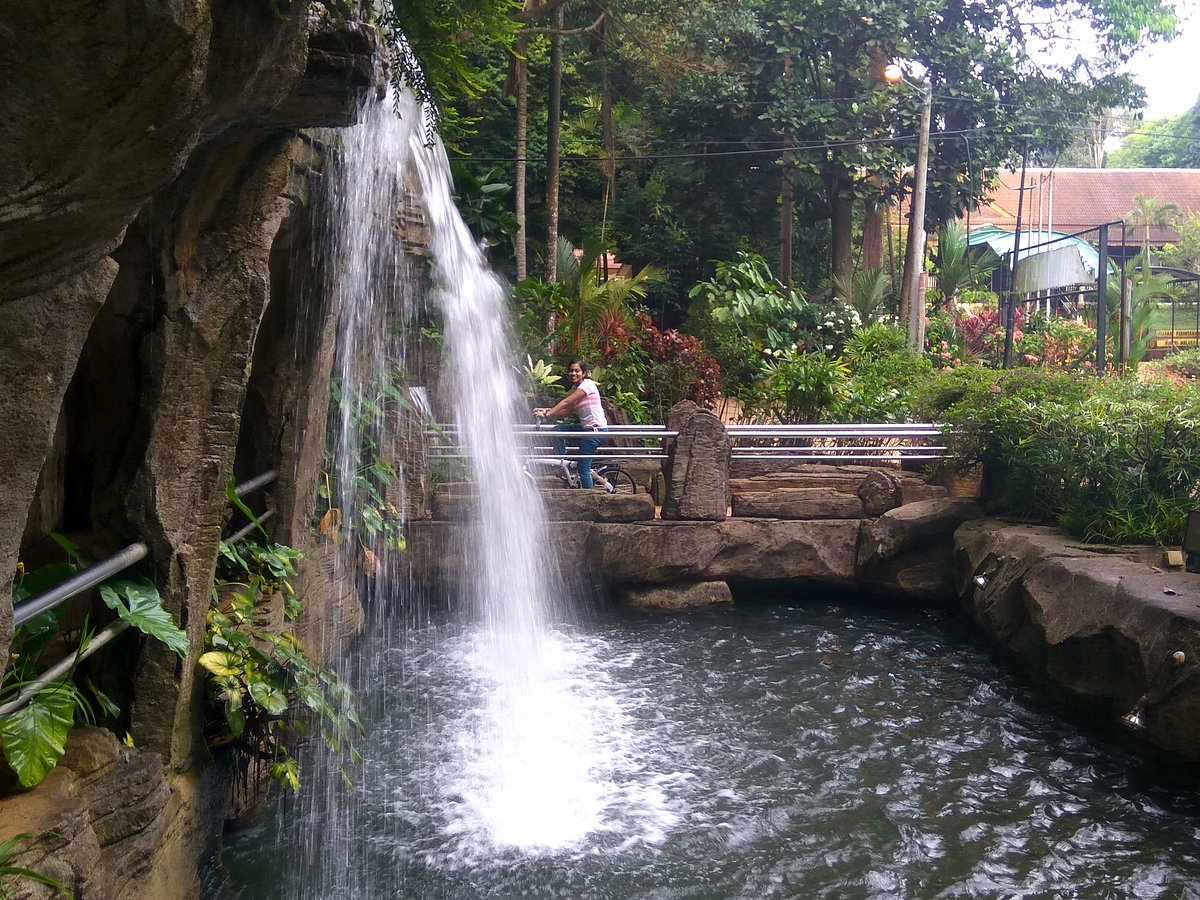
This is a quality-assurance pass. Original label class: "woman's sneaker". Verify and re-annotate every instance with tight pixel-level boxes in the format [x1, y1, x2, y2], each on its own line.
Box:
[604, 481, 617, 494]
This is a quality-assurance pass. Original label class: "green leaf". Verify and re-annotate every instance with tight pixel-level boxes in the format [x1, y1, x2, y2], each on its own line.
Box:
[270, 757, 301, 792]
[0, 681, 79, 787]
[225, 477, 268, 540]
[248, 680, 290, 718]
[99, 578, 188, 658]
[199, 651, 243, 677]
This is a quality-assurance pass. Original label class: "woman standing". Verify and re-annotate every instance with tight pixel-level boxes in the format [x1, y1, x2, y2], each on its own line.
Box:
[533, 359, 615, 492]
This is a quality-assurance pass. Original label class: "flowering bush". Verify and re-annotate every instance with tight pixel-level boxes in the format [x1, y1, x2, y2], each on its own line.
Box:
[632, 311, 721, 421]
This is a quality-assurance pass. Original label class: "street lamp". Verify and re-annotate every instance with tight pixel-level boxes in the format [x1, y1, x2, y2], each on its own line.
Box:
[884, 62, 933, 352]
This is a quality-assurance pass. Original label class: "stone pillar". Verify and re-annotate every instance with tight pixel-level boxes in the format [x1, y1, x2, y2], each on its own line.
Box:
[0, 262, 117, 675]
[661, 401, 730, 521]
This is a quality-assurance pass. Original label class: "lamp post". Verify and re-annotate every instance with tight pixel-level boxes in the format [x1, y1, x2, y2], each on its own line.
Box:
[884, 63, 932, 352]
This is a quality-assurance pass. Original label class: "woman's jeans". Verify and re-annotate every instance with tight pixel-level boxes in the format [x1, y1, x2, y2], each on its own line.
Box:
[553, 425, 606, 487]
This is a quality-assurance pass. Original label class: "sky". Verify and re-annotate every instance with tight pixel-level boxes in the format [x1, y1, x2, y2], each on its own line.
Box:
[1125, 2, 1200, 119]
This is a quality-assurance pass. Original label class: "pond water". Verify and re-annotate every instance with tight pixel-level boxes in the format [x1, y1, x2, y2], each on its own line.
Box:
[220, 593, 1200, 899]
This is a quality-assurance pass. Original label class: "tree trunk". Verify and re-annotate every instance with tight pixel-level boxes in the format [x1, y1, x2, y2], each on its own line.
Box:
[862, 178, 883, 270]
[829, 182, 854, 287]
[544, 5, 564, 282]
[780, 143, 793, 286]
[514, 41, 528, 281]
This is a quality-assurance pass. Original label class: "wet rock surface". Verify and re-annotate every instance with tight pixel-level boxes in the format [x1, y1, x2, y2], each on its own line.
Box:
[956, 520, 1200, 763]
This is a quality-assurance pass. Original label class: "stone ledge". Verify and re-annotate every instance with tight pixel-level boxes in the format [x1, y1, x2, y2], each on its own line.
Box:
[956, 519, 1200, 763]
[432, 489, 655, 522]
[622, 580, 733, 610]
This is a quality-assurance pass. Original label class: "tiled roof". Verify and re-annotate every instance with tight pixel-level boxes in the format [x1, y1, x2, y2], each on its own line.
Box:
[966, 168, 1200, 245]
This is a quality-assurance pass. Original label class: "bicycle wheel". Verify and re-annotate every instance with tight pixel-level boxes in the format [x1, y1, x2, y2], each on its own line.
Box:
[597, 465, 637, 494]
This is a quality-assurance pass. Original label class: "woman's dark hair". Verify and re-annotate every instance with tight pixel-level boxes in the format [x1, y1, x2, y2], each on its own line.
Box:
[568, 358, 589, 375]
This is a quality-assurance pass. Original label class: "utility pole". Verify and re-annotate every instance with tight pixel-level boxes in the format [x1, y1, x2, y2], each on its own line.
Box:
[544, 4, 564, 282]
[1002, 139, 1029, 369]
[902, 79, 932, 351]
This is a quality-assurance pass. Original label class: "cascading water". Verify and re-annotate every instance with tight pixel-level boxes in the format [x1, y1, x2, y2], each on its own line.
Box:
[224, 89, 1200, 898]
[274, 90, 651, 897]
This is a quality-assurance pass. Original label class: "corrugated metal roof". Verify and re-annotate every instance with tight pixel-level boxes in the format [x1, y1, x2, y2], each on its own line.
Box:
[967, 224, 1103, 290]
[967, 168, 1200, 245]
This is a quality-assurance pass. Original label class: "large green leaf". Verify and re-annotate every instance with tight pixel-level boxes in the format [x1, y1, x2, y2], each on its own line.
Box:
[99, 578, 188, 658]
[0, 681, 78, 788]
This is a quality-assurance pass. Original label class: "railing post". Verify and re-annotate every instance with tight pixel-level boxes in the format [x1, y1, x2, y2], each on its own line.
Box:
[1097, 223, 1109, 374]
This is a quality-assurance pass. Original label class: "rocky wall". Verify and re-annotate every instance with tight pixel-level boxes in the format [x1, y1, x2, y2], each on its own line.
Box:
[955, 520, 1200, 763]
[1, 2, 381, 896]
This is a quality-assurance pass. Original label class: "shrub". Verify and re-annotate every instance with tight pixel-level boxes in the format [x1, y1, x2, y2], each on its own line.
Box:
[759, 349, 850, 423]
[914, 366, 1200, 544]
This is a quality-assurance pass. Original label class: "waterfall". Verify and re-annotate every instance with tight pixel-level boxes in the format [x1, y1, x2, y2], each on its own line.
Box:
[277, 90, 624, 896]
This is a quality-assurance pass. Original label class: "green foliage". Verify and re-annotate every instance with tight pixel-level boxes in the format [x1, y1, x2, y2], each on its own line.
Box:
[322, 371, 408, 557]
[1108, 105, 1200, 168]
[0, 831, 72, 898]
[0, 681, 85, 789]
[205, 538, 362, 792]
[1107, 252, 1178, 366]
[914, 366, 1200, 543]
[845, 323, 909, 362]
[373, 0, 521, 144]
[757, 350, 851, 423]
[833, 267, 891, 324]
[1159, 212, 1200, 273]
[548, 236, 665, 359]
[834, 328, 933, 422]
[450, 162, 517, 256]
[931, 221, 997, 310]
[98, 579, 188, 659]
[3, 542, 185, 788]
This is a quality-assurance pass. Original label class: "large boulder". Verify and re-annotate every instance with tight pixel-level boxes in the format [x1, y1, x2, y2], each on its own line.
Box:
[661, 401, 730, 521]
[731, 488, 863, 519]
[622, 580, 733, 610]
[704, 519, 860, 585]
[956, 520, 1200, 763]
[433, 489, 655, 523]
[857, 498, 982, 602]
[590, 522, 724, 583]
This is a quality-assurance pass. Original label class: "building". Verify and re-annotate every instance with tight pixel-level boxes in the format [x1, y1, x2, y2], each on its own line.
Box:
[966, 168, 1200, 263]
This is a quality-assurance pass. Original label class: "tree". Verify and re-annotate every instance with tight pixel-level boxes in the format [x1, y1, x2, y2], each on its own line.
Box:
[1127, 192, 1180, 256]
[1160, 212, 1200, 273]
[1108, 98, 1200, 168]
[930, 220, 996, 309]
[551, 236, 664, 354]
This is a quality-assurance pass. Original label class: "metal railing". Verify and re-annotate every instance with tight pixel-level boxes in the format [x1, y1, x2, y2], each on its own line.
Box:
[429, 424, 676, 461]
[3, 542, 150, 717]
[428, 422, 946, 463]
[727, 423, 947, 462]
[3, 468, 279, 717]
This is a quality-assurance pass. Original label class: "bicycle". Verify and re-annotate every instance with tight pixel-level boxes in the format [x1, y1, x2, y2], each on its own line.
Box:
[524, 419, 638, 493]
[523, 455, 638, 493]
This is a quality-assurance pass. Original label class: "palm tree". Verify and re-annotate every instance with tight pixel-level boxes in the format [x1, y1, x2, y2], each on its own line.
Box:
[932, 221, 997, 310]
[1106, 248, 1178, 365]
[832, 267, 891, 323]
[1127, 193, 1180, 257]
[552, 237, 664, 356]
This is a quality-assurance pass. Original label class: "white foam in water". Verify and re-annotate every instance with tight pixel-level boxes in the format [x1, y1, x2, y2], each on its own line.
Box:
[423, 628, 683, 864]
[327, 90, 678, 861]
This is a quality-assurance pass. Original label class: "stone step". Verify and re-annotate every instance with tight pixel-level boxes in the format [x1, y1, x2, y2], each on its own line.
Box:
[432, 489, 655, 522]
[731, 488, 864, 519]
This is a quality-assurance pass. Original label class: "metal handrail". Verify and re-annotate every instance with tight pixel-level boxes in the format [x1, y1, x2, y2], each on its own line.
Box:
[0, 620, 130, 718]
[12, 542, 149, 628]
[224, 509, 277, 544]
[233, 469, 276, 498]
